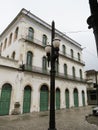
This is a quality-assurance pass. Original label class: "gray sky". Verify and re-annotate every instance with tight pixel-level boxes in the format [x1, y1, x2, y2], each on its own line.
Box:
[0, 0, 98, 71]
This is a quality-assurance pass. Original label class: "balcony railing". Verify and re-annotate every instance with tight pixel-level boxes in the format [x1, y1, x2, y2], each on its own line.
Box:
[21, 64, 86, 83]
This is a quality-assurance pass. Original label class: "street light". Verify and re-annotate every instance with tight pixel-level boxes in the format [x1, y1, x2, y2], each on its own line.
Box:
[87, 0, 98, 105]
[45, 21, 60, 130]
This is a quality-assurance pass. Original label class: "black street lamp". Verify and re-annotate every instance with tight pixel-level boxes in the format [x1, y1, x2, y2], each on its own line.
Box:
[45, 21, 60, 130]
[87, 0, 98, 105]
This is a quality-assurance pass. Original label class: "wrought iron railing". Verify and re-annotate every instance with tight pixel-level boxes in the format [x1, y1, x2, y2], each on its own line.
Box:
[22, 64, 86, 83]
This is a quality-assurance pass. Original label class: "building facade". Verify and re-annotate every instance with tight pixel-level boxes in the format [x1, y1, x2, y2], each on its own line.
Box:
[85, 69, 98, 105]
[0, 8, 87, 115]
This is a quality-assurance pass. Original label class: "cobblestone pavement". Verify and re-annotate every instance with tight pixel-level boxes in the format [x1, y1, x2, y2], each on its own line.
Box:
[0, 106, 98, 130]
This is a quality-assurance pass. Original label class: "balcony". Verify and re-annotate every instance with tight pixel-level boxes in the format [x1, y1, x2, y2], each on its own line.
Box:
[20, 64, 86, 83]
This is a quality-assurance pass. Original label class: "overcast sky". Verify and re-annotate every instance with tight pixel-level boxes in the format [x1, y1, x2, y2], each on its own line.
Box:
[0, 0, 98, 71]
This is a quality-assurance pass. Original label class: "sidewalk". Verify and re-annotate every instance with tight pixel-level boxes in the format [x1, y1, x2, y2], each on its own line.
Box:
[0, 106, 98, 130]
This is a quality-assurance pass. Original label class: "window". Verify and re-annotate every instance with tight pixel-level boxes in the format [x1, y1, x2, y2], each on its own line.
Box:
[79, 69, 82, 79]
[70, 49, 74, 58]
[3, 38, 7, 50]
[26, 51, 33, 66]
[9, 33, 13, 45]
[55, 60, 59, 74]
[72, 66, 75, 78]
[14, 27, 19, 40]
[64, 64, 67, 76]
[12, 51, 15, 59]
[28, 27, 34, 41]
[62, 45, 66, 55]
[42, 56, 47, 72]
[0, 43, 2, 53]
[78, 53, 80, 61]
[42, 35, 47, 46]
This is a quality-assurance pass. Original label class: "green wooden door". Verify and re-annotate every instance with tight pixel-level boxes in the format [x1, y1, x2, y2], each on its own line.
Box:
[23, 86, 31, 113]
[82, 91, 85, 106]
[65, 89, 69, 108]
[40, 86, 48, 111]
[56, 89, 60, 110]
[0, 84, 12, 115]
[74, 89, 78, 107]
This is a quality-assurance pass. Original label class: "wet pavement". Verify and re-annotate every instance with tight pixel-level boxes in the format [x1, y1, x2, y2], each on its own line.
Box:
[0, 106, 98, 130]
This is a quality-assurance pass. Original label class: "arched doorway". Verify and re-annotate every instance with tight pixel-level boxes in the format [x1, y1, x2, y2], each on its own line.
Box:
[82, 90, 85, 106]
[40, 85, 49, 111]
[23, 86, 31, 113]
[0, 83, 12, 115]
[65, 89, 69, 108]
[56, 88, 60, 110]
[73, 88, 79, 107]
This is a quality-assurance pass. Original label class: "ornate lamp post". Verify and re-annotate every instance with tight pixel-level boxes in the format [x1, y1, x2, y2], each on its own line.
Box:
[45, 21, 60, 130]
[87, 0, 98, 105]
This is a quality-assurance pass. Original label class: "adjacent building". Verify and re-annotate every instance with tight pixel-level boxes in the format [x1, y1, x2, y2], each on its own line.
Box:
[0, 8, 87, 115]
[85, 69, 98, 105]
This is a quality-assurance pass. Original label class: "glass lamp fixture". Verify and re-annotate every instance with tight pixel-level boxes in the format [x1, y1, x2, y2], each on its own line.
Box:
[53, 37, 60, 48]
[45, 45, 51, 55]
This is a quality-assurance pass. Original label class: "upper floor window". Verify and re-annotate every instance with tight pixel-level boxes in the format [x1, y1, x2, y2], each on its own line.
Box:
[28, 27, 34, 41]
[55, 60, 59, 75]
[3, 38, 7, 50]
[62, 45, 66, 55]
[64, 64, 67, 76]
[72, 66, 75, 78]
[79, 69, 82, 79]
[42, 35, 47, 46]
[70, 49, 74, 58]
[26, 51, 33, 66]
[0, 43, 3, 53]
[11, 51, 16, 59]
[42, 56, 47, 72]
[14, 27, 19, 40]
[77, 52, 80, 61]
[9, 33, 13, 46]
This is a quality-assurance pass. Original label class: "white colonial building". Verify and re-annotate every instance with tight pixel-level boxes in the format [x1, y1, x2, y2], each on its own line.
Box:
[0, 8, 87, 115]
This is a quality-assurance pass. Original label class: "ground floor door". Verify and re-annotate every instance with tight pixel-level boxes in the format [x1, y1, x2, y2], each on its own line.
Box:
[23, 86, 31, 113]
[74, 89, 78, 107]
[0, 84, 12, 115]
[65, 89, 69, 108]
[40, 85, 48, 111]
[56, 88, 60, 110]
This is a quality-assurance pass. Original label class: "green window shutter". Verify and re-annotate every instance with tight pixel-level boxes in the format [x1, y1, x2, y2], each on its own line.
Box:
[42, 57, 47, 73]
[26, 51, 33, 70]
[42, 35, 47, 46]
[64, 64, 67, 76]
[28, 27, 34, 41]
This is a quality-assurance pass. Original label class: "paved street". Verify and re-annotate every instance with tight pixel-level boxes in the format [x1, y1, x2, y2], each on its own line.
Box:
[0, 106, 98, 130]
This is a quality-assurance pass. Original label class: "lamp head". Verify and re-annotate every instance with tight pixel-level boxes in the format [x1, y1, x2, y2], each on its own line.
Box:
[53, 37, 60, 49]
